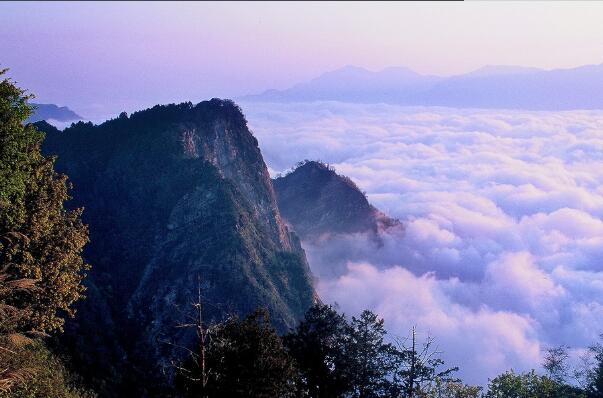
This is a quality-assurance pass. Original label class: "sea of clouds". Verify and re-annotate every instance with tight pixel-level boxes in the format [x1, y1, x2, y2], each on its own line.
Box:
[240, 100, 603, 385]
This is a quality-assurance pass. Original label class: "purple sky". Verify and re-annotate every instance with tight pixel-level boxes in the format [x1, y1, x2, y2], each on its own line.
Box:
[2, 1, 603, 118]
[4, 1, 603, 382]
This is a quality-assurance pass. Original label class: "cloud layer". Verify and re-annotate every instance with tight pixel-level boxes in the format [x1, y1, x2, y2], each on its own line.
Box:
[241, 101, 603, 384]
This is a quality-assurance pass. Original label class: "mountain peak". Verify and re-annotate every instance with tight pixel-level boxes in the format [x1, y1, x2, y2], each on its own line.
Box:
[26, 103, 82, 123]
[273, 160, 399, 241]
[39, 100, 315, 389]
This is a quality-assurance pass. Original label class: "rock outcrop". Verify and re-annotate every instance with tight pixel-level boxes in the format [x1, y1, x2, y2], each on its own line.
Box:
[39, 99, 314, 396]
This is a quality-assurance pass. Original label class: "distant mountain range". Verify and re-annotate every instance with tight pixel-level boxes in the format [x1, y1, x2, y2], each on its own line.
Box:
[26, 103, 82, 123]
[242, 63, 603, 110]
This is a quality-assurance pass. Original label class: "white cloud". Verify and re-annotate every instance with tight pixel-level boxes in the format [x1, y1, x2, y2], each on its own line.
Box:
[319, 263, 542, 384]
[241, 101, 603, 384]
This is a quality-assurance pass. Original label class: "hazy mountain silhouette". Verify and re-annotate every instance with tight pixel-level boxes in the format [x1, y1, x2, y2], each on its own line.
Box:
[26, 103, 82, 123]
[245, 65, 442, 103]
[243, 63, 603, 110]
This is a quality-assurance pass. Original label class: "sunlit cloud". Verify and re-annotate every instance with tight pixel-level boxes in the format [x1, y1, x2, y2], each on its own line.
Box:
[242, 101, 603, 384]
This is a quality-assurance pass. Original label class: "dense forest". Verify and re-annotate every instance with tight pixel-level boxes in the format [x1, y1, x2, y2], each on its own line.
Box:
[3, 70, 603, 397]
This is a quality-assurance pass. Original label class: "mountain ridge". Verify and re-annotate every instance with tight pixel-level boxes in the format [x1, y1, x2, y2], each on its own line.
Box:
[38, 99, 315, 395]
[241, 63, 603, 110]
[26, 102, 82, 123]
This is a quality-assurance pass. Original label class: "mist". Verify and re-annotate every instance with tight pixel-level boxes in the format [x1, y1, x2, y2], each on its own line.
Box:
[241, 100, 603, 384]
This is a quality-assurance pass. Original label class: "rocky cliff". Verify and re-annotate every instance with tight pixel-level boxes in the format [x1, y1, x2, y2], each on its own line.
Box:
[39, 100, 314, 395]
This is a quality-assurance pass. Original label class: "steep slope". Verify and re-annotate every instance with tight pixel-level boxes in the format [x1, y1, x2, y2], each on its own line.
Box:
[39, 99, 314, 395]
[273, 161, 399, 241]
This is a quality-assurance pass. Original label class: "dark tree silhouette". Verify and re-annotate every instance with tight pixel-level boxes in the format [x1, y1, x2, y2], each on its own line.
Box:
[390, 327, 459, 398]
[347, 310, 394, 398]
[543, 345, 570, 384]
[284, 303, 352, 398]
[178, 308, 297, 398]
[587, 336, 603, 397]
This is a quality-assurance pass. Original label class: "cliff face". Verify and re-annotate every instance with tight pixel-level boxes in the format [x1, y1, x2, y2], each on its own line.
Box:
[39, 100, 314, 395]
[273, 161, 399, 241]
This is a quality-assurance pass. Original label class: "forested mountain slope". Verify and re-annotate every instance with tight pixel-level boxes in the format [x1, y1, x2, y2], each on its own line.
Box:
[39, 99, 314, 395]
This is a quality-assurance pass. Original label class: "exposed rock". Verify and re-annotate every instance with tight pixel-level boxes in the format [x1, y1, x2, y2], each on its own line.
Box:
[39, 99, 314, 395]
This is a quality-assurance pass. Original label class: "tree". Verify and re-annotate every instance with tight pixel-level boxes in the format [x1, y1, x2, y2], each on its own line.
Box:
[0, 337, 94, 398]
[0, 69, 89, 334]
[417, 378, 482, 398]
[586, 335, 603, 397]
[485, 369, 586, 398]
[0, 267, 39, 392]
[347, 310, 394, 398]
[0, 70, 89, 393]
[543, 345, 569, 384]
[173, 277, 214, 398]
[178, 308, 297, 398]
[284, 303, 352, 398]
[390, 327, 459, 398]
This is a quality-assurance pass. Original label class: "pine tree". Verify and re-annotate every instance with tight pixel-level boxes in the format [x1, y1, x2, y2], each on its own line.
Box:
[178, 308, 297, 398]
[284, 303, 352, 398]
[347, 310, 393, 398]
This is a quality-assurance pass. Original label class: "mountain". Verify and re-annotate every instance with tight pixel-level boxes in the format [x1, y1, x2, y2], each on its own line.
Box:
[418, 63, 603, 110]
[273, 161, 399, 241]
[462, 65, 543, 77]
[245, 65, 442, 103]
[39, 100, 314, 396]
[26, 103, 82, 123]
[242, 63, 603, 110]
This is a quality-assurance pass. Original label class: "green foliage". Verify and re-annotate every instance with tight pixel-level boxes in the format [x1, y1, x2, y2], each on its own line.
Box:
[487, 370, 550, 397]
[389, 327, 459, 398]
[347, 310, 394, 398]
[37, 99, 314, 393]
[273, 159, 388, 239]
[585, 336, 603, 397]
[0, 69, 42, 228]
[284, 303, 352, 398]
[286, 304, 457, 398]
[0, 70, 89, 334]
[0, 70, 90, 395]
[542, 346, 569, 384]
[484, 369, 586, 398]
[177, 309, 297, 398]
[0, 337, 94, 398]
[417, 378, 482, 398]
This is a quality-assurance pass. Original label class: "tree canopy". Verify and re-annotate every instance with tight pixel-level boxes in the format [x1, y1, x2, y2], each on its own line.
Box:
[0, 70, 90, 395]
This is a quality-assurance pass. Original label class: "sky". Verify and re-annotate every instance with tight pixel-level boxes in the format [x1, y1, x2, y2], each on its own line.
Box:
[4, 1, 603, 384]
[2, 1, 603, 118]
